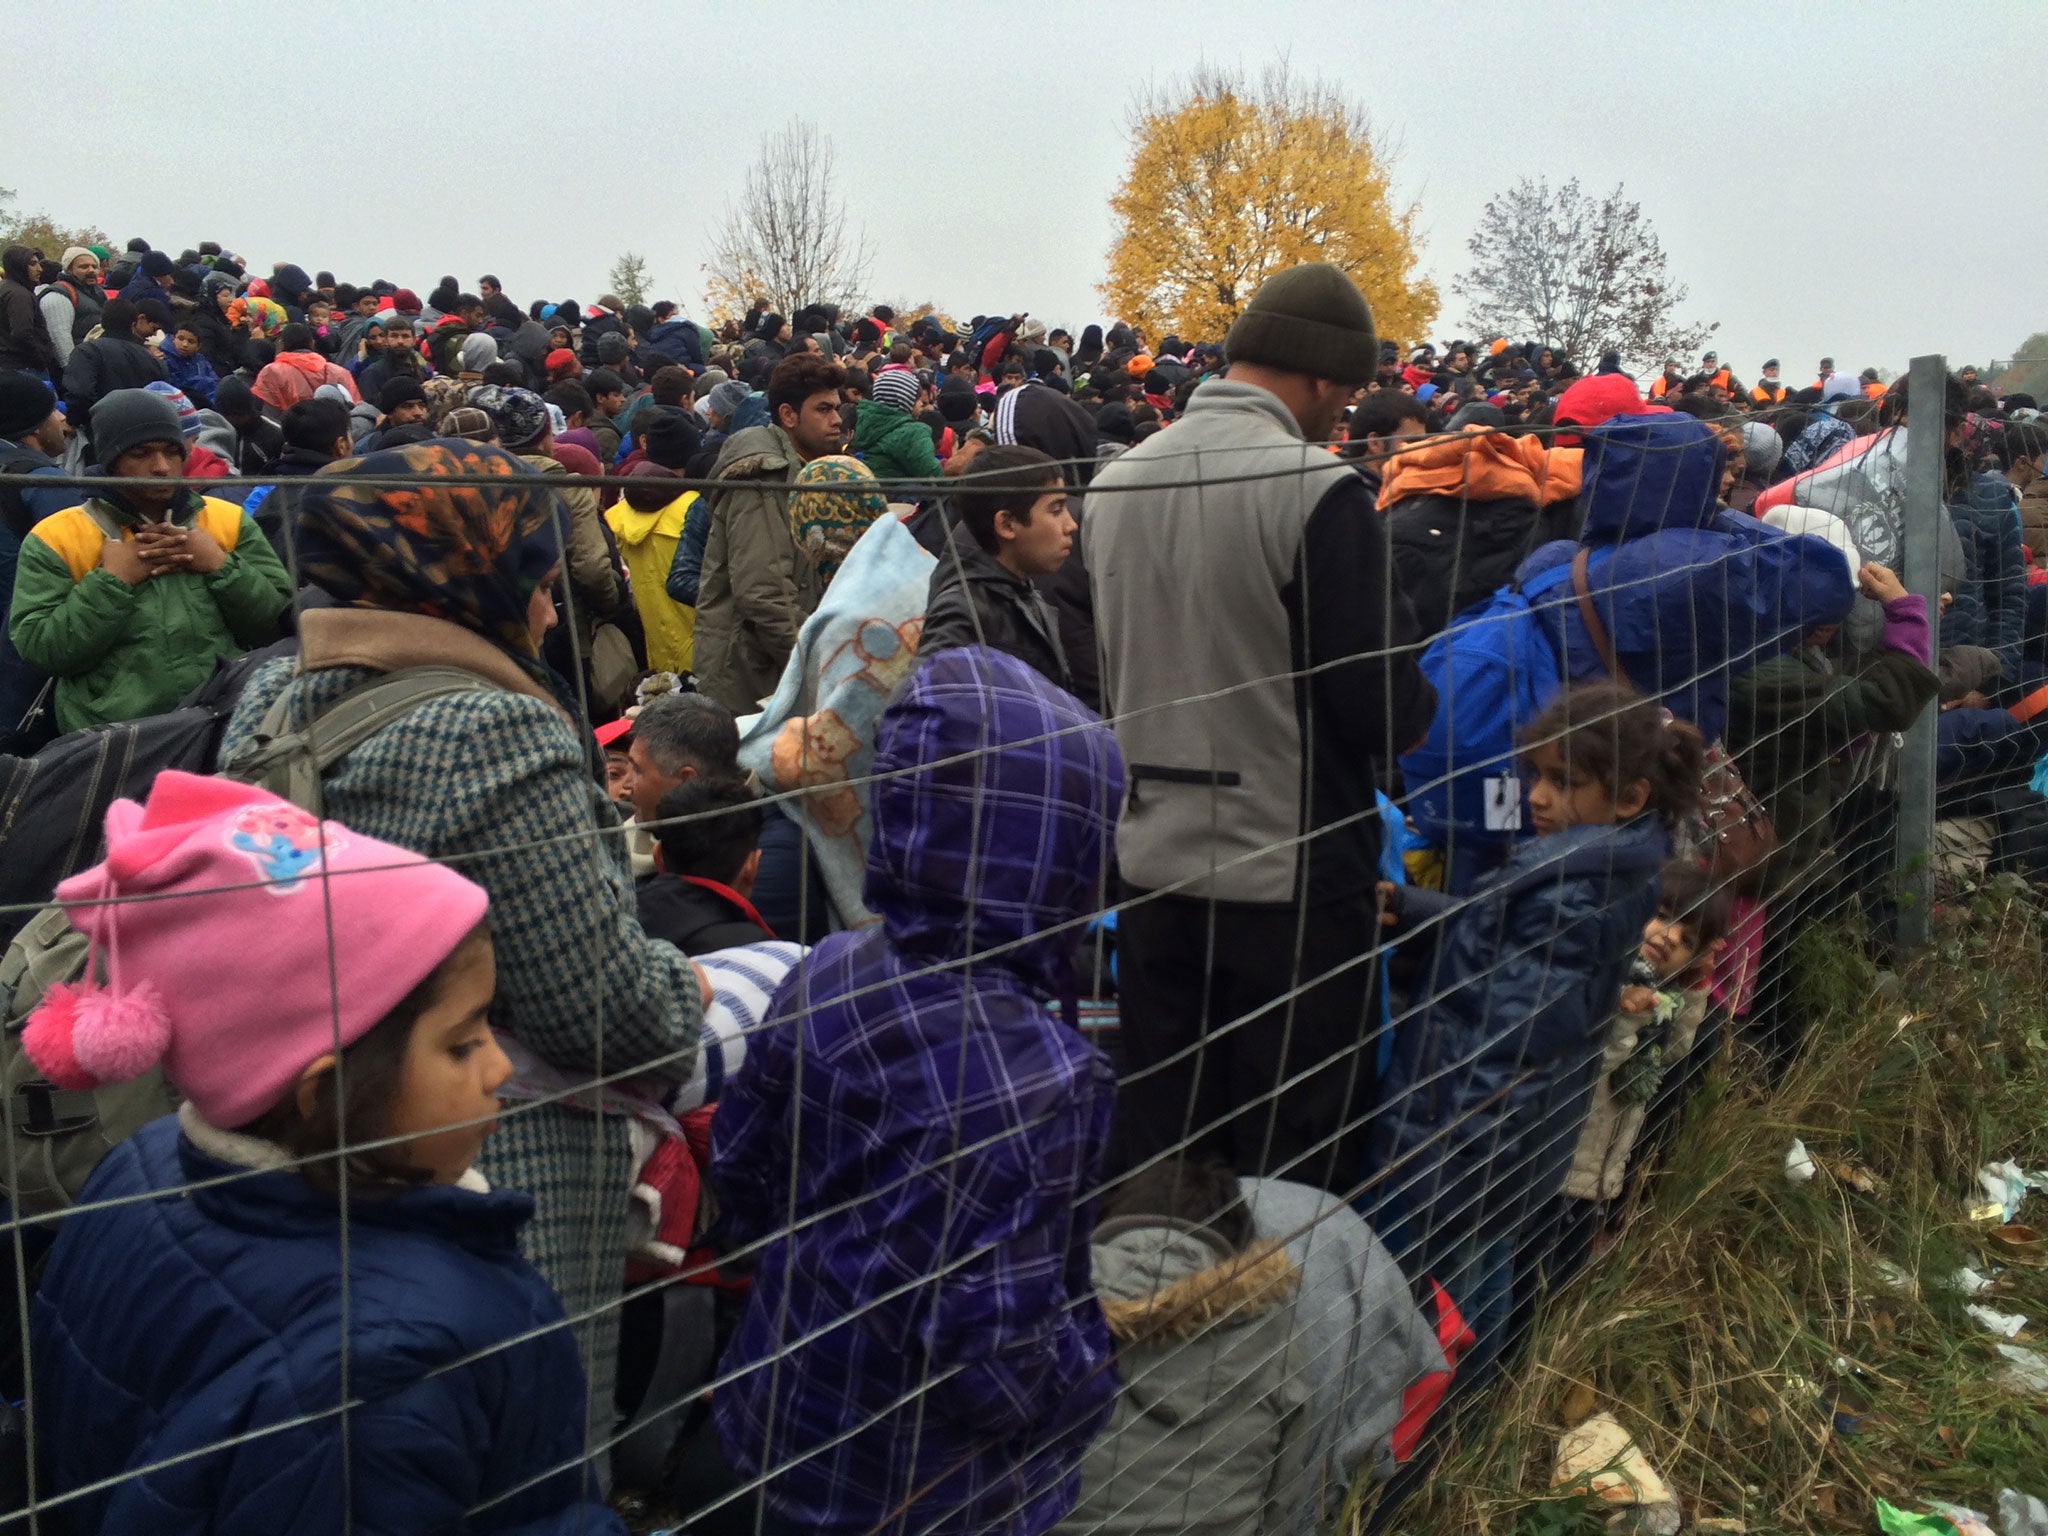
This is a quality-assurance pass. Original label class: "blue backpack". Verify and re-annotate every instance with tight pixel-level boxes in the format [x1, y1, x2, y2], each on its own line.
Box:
[965, 315, 1010, 366]
[1398, 562, 1575, 867]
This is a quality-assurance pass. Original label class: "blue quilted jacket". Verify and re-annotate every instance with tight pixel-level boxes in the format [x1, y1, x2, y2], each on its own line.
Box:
[32, 1114, 622, 1536]
[1375, 816, 1667, 1251]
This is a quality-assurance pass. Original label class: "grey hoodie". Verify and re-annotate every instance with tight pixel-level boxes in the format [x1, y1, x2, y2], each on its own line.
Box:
[1058, 1215, 1309, 1536]
[1237, 1177, 1453, 1531]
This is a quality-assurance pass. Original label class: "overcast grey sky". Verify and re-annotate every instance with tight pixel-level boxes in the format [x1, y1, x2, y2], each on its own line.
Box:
[11, 1, 2043, 381]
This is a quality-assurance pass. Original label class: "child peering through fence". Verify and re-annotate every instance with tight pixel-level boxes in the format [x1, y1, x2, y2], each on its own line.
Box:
[1373, 682, 1705, 1385]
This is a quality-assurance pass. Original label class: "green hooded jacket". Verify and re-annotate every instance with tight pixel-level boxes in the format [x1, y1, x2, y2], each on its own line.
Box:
[852, 397, 941, 487]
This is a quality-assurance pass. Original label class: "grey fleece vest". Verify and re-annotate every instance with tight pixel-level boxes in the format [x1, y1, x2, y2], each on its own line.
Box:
[1083, 380, 1354, 903]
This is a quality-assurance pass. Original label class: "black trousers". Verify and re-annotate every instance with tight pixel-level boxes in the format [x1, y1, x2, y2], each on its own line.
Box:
[1111, 887, 1379, 1195]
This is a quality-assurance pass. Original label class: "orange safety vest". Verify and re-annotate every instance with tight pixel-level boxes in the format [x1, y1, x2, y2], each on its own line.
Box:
[1864, 381, 1887, 399]
[1750, 382, 1786, 404]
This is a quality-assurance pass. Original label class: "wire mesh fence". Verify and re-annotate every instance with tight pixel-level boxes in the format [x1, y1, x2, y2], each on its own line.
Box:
[1, 345, 2039, 1536]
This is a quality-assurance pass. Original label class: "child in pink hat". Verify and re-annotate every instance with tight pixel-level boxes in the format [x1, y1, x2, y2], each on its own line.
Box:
[26, 771, 624, 1534]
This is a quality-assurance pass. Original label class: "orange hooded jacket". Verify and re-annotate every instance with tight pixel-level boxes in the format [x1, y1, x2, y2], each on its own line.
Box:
[1376, 426, 1583, 511]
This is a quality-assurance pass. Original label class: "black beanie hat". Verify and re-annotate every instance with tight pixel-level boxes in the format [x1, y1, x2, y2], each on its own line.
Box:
[378, 376, 428, 414]
[640, 407, 701, 470]
[1222, 262, 1377, 384]
[213, 375, 255, 416]
[937, 377, 979, 424]
[0, 372, 57, 441]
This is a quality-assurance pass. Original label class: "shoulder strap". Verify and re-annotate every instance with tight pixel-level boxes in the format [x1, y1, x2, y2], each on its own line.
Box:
[1571, 547, 1631, 688]
[228, 665, 499, 811]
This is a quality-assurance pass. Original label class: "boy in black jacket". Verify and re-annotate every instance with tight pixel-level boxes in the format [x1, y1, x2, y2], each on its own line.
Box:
[916, 443, 1076, 693]
[638, 773, 777, 955]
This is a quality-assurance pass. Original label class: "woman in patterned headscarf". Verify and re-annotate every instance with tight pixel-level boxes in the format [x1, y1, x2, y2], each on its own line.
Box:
[219, 440, 703, 1450]
[788, 453, 890, 589]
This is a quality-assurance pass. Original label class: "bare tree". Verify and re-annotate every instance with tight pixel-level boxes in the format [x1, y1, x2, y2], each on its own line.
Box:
[1455, 177, 1714, 370]
[606, 251, 652, 308]
[706, 120, 872, 321]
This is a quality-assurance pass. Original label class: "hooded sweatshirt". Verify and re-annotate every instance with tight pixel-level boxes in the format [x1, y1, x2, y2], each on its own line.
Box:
[712, 646, 1124, 1536]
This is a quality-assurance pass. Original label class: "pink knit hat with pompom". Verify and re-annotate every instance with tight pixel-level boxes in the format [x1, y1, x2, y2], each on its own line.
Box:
[23, 772, 488, 1128]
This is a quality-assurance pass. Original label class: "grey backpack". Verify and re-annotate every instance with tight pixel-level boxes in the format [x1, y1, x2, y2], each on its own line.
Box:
[0, 665, 495, 1214]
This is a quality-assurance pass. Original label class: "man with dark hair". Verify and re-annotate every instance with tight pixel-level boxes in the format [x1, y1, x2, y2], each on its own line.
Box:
[583, 368, 628, 462]
[693, 351, 846, 712]
[61, 296, 169, 453]
[1340, 389, 1432, 498]
[10, 389, 292, 730]
[1086, 261, 1435, 1192]
[648, 365, 693, 409]
[637, 774, 774, 954]
[242, 396, 354, 557]
[351, 311, 421, 402]
[544, 379, 595, 436]
[917, 443, 1074, 691]
[212, 375, 282, 474]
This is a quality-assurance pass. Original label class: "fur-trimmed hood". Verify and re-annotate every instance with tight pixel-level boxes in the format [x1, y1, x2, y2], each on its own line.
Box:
[709, 421, 797, 484]
[1091, 1216, 1300, 1344]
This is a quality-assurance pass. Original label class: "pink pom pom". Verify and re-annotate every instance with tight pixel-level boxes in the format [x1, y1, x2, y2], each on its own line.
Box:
[70, 981, 171, 1083]
[22, 983, 97, 1091]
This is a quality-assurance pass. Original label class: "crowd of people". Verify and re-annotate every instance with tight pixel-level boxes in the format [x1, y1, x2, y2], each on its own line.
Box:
[1, 230, 2043, 1536]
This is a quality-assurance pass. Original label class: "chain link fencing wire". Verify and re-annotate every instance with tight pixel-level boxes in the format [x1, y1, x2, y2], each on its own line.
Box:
[0, 369, 1991, 1533]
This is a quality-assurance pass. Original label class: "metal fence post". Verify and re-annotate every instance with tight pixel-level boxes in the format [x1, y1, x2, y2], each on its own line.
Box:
[1895, 353, 1946, 948]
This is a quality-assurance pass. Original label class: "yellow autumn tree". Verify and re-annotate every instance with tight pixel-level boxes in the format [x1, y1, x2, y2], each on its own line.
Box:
[1101, 65, 1436, 350]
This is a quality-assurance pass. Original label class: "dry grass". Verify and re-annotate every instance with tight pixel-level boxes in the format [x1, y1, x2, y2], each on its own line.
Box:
[1358, 882, 2048, 1535]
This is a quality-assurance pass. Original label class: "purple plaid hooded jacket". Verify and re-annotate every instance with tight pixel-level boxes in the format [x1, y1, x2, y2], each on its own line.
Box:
[711, 647, 1124, 1535]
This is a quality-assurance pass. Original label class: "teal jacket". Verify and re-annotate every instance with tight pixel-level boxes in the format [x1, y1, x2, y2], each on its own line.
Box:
[8, 489, 293, 731]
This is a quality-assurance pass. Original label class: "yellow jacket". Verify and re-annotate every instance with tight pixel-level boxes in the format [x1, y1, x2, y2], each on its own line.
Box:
[607, 488, 697, 674]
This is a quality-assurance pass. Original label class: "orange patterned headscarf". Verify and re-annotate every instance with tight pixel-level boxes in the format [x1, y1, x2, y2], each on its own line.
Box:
[293, 442, 564, 676]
